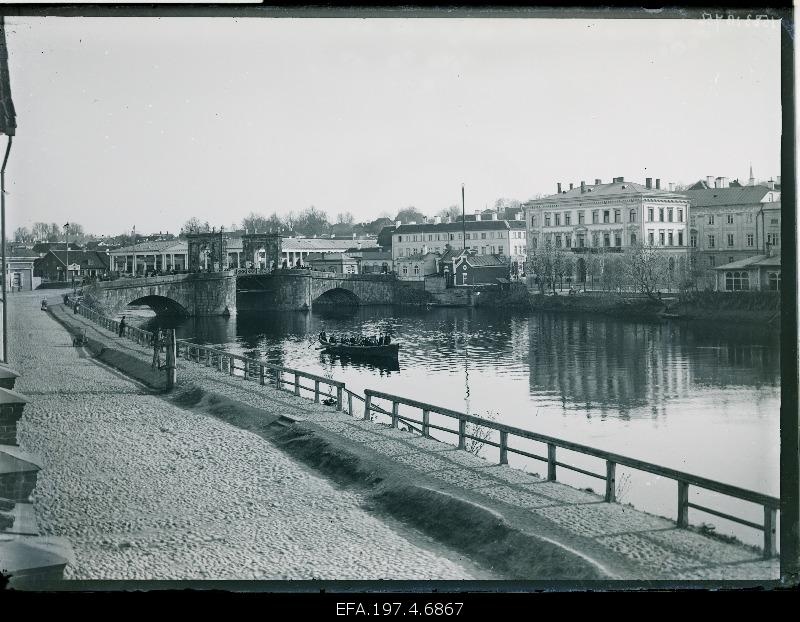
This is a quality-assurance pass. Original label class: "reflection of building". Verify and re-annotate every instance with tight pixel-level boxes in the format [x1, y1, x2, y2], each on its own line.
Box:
[684, 180, 780, 284]
[714, 254, 781, 292]
[34, 250, 110, 282]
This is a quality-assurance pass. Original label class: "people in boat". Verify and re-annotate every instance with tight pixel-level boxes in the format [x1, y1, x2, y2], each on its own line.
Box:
[384, 334, 391, 345]
[319, 330, 327, 342]
[330, 334, 337, 343]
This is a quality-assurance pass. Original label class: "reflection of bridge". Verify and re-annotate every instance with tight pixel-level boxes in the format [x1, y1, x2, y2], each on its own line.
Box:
[84, 270, 415, 316]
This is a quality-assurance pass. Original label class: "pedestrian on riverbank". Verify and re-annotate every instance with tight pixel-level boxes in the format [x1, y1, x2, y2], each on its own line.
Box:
[118, 316, 126, 338]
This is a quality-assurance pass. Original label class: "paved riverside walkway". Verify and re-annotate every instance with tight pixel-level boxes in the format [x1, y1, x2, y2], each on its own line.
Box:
[18, 291, 780, 582]
[8, 290, 485, 580]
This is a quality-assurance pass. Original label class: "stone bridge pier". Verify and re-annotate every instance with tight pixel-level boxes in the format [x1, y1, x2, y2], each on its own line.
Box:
[83, 272, 237, 317]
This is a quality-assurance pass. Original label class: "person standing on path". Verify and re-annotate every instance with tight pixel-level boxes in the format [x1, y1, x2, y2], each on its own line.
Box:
[118, 316, 126, 338]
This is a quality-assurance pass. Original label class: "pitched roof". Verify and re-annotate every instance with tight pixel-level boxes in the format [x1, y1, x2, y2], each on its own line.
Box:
[112, 240, 188, 254]
[714, 254, 781, 270]
[281, 238, 379, 251]
[527, 181, 683, 203]
[305, 252, 358, 262]
[395, 220, 511, 234]
[40, 250, 110, 269]
[685, 186, 776, 208]
[463, 254, 509, 267]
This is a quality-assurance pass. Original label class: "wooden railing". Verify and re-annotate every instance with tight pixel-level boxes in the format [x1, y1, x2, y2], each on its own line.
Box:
[77, 306, 155, 346]
[363, 388, 780, 559]
[174, 341, 345, 410]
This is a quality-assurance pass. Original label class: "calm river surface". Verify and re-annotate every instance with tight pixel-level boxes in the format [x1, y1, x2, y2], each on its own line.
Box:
[138, 306, 781, 547]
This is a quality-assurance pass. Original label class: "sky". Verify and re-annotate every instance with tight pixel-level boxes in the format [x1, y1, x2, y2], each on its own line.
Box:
[3, 16, 782, 237]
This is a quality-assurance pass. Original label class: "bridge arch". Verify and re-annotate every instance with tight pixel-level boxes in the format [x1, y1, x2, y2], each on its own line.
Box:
[125, 295, 190, 317]
[312, 287, 360, 307]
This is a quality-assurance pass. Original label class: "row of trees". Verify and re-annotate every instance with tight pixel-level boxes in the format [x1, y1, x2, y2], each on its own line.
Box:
[13, 222, 86, 244]
[528, 241, 697, 299]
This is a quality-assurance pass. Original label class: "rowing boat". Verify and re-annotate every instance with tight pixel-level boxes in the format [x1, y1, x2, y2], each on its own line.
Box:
[318, 336, 400, 360]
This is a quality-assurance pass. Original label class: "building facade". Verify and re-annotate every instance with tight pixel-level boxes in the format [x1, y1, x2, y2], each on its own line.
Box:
[524, 177, 690, 282]
[395, 252, 438, 281]
[714, 254, 781, 292]
[304, 253, 359, 275]
[5, 247, 40, 292]
[685, 184, 781, 285]
[34, 250, 110, 282]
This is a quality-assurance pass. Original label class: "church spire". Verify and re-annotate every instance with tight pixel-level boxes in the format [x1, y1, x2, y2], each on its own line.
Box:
[749, 162, 755, 186]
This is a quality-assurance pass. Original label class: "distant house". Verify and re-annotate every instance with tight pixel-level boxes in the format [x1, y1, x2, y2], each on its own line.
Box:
[34, 249, 110, 283]
[347, 247, 392, 274]
[5, 246, 40, 291]
[305, 252, 359, 275]
[395, 252, 438, 281]
[713, 254, 781, 292]
[444, 251, 509, 287]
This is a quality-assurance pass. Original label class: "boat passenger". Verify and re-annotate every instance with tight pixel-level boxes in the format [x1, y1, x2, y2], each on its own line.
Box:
[385, 335, 391, 345]
[319, 330, 327, 342]
[330, 334, 337, 344]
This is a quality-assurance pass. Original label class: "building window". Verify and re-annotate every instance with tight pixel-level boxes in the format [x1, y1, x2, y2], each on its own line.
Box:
[668, 208, 673, 222]
[603, 233, 610, 247]
[531, 215, 537, 227]
[690, 215, 696, 226]
[648, 230, 654, 245]
[708, 235, 715, 248]
[709, 256, 715, 267]
[592, 233, 600, 247]
[767, 233, 779, 246]
[668, 231, 674, 246]
[397, 236, 402, 242]
[413, 265, 420, 275]
[615, 234, 621, 247]
[659, 231, 665, 245]
[592, 211, 599, 224]
[544, 214, 551, 227]
[614, 209, 621, 223]
[402, 266, 408, 275]
[532, 237, 538, 249]
[554, 213, 561, 226]
[678, 231, 683, 246]
[768, 272, 781, 291]
[746, 234, 754, 247]
[678, 209, 684, 222]
[481, 232, 487, 240]
[648, 208, 654, 222]
[725, 271, 750, 291]
[708, 215, 715, 225]
[578, 234, 586, 248]
[690, 234, 697, 248]
[659, 208, 664, 222]
[498, 246, 504, 255]
[631, 233, 637, 245]
[462, 272, 468, 285]
[728, 256, 734, 264]
[565, 236, 571, 249]
[603, 210, 610, 224]
[555, 235, 562, 248]
[727, 233, 734, 247]
[629, 209, 636, 222]
[771, 218, 779, 225]
[465, 233, 470, 240]
[481, 247, 487, 254]
[727, 214, 734, 224]
[578, 211, 585, 224]
[565, 212, 571, 226]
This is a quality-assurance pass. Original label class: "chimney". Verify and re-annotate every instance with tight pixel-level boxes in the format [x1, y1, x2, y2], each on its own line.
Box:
[474, 210, 481, 220]
[491, 213, 498, 221]
[434, 215, 442, 225]
[720, 176, 728, 188]
[706, 175, 714, 188]
[569, 183, 574, 190]
[655, 179, 661, 190]
[395, 220, 401, 228]
[595, 178, 601, 185]
[580, 181, 586, 194]
[557, 182, 562, 194]
[669, 182, 675, 192]
[645, 177, 652, 189]
[409, 221, 417, 225]
[776, 175, 781, 185]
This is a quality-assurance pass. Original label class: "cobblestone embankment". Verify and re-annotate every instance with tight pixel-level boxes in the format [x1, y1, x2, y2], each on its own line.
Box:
[16, 290, 781, 583]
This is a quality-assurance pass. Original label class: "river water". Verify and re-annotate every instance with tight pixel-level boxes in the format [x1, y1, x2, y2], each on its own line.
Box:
[137, 305, 781, 548]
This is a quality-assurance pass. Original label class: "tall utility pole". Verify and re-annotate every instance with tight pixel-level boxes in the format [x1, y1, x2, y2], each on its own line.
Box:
[461, 183, 466, 251]
[0, 16, 17, 364]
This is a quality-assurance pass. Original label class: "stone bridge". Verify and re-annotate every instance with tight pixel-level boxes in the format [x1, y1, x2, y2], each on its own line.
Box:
[83, 272, 237, 317]
[237, 270, 421, 311]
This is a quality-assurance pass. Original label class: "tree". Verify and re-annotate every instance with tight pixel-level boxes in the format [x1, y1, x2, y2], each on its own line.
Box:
[366, 217, 393, 235]
[437, 205, 462, 222]
[394, 206, 426, 225]
[13, 226, 31, 243]
[295, 206, 330, 237]
[552, 249, 574, 292]
[624, 242, 669, 300]
[336, 211, 355, 226]
[241, 212, 271, 233]
[528, 238, 556, 294]
[180, 217, 204, 236]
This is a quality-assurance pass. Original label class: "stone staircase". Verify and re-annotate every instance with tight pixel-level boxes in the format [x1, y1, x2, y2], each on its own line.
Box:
[0, 364, 73, 589]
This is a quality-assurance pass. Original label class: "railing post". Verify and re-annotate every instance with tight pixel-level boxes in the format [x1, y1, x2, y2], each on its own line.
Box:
[259, 365, 265, 386]
[605, 461, 616, 502]
[763, 506, 777, 558]
[314, 380, 320, 403]
[336, 385, 343, 411]
[229, 356, 234, 376]
[275, 369, 281, 390]
[547, 444, 557, 481]
[458, 416, 466, 450]
[391, 401, 399, 428]
[347, 391, 353, 416]
[422, 409, 430, 437]
[294, 373, 300, 396]
[499, 430, 508, 465]
[677, 481, 689, 528]
[364, 393, 372, 421]
[217, 353, 222, 372]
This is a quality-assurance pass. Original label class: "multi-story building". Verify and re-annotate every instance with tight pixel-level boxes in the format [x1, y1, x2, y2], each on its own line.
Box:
[305, 252, 359, 275]
[684, 181, 781, 285]
[524, 177, 690, 282]
[391, 215, 526, 273]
